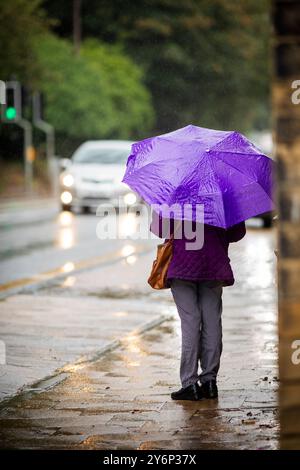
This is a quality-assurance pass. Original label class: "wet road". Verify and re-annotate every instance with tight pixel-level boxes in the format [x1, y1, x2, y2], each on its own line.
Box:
[0, 202, 279, 449]
[0, 204, 157, 286]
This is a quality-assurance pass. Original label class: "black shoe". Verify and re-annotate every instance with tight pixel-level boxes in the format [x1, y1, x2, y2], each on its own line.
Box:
[200, 380, 218, 399]
[171, 382, 203, 401]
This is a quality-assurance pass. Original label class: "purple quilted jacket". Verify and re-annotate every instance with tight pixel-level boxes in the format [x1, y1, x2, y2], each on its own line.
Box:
[150, 214, 246, 287]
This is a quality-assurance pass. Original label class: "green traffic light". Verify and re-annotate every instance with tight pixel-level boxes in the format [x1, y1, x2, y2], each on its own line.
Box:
[5, 106, 17, 120]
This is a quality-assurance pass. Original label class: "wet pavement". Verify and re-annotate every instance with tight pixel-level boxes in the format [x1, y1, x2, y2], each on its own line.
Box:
[0, 312, 278, 449]
[0, 216, 279, 449]
[0, 247, 172, 400]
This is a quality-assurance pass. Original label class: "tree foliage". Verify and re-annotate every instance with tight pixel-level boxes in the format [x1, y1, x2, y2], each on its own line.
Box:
[82, 40, 154, 138]
[1, 0, 271, 158]
[0, 0, 154, 154]
[0, 0, 49, 85]
[46, 0, 271, 133]
[35, 34, 154, 145]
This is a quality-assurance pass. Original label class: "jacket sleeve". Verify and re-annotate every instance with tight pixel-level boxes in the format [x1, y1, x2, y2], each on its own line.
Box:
[226, 221, 246, 243]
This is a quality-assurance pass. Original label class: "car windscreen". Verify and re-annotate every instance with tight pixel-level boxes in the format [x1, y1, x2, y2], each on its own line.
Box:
[73, 147, 131, 164]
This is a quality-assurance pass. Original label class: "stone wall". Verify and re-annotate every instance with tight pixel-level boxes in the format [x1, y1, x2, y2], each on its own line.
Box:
[273, 0, 300, 449]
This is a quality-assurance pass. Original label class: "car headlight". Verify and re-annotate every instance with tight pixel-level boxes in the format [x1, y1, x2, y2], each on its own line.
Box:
[123, 192, 137, 205]
[61, 191, 73, 204]
[62, 173, 74, 188]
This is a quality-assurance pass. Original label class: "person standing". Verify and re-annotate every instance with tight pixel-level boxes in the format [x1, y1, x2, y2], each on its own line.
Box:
[151, 214, 246, 401]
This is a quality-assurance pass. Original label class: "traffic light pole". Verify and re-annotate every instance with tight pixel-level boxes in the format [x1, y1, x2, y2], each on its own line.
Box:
[1, 81, 34, 195]
[2, 83, 58, 196]
[19, 118, 34, 194]
[32, 92, 57, 196]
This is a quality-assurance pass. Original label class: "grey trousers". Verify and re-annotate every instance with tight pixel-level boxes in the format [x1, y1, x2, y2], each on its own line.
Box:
[170, 279, 223, 388]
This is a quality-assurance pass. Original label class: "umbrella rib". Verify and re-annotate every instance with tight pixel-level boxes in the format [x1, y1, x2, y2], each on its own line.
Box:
[209, 150, 262, 182]
[211, 149, 269, 157]
[201, 152, 273, 225]
[124, 162, 177, 204]
[125, 156, 196, 190]
[207, 131, 267, 159]
[208, 131, 236, 153]
[210, 153, 274, 204]
[212, 153, 274, 204]
[195, 157, 227, 226]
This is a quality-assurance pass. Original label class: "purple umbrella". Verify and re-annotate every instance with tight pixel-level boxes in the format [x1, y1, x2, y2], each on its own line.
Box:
[122, 124, 275, 228]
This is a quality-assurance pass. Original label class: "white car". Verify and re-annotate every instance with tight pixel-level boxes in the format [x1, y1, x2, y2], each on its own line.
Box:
[59, 140, 138, 212]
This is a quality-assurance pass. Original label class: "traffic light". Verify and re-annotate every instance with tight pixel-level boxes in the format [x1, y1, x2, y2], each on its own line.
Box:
[5, 93, 17, 120]
[1, 81, 21, 122]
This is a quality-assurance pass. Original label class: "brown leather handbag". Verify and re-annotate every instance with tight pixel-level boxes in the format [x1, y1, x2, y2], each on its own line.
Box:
[148, 221, 180, 290]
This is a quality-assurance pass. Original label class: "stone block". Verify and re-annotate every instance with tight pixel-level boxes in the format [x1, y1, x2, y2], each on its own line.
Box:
[279, 299, 300, 336]
[278, 224, 300, 257]
[278, 259, 300, 298]
[278, 187, 300, 222]
[276, 143, 300, 182]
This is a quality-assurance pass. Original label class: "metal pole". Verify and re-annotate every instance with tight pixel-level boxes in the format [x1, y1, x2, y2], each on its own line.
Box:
[19, 119, 33, 194]
[32, 92, 56, 196]
[1, 81, 34, 195]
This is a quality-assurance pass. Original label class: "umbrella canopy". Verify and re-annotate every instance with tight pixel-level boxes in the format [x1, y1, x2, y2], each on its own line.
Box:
[122, 124, 275, 228]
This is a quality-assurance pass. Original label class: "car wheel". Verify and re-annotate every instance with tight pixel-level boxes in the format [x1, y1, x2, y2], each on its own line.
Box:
[81, 206, 90, 214]
[262, 216, 272, 228]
